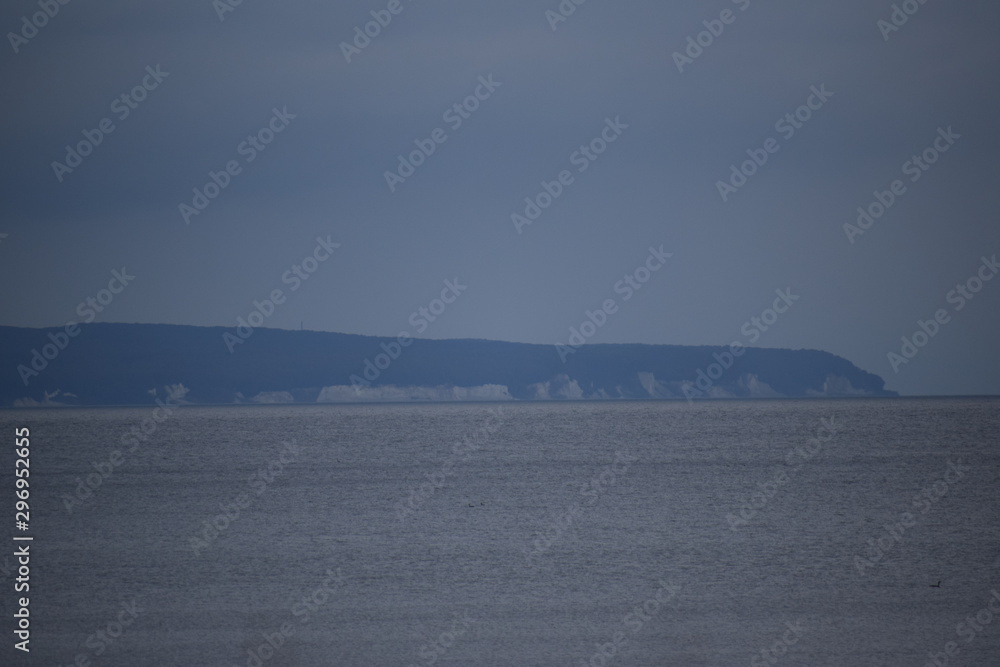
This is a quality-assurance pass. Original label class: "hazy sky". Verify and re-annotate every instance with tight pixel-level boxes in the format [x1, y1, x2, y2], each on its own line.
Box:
[2, 0, 998, 396]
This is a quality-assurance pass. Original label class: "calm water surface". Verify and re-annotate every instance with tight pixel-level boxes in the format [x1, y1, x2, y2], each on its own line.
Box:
[1, 398, 998, 666]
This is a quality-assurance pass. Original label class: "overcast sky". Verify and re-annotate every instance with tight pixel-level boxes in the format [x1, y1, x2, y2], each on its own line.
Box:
[1, 0, 998, 396]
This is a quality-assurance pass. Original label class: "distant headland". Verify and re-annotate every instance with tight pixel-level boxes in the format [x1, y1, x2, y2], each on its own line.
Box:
[1, 323, 896, 407]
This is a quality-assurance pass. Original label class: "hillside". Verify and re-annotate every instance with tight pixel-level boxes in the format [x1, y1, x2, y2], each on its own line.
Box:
[1, 323, 896, 406]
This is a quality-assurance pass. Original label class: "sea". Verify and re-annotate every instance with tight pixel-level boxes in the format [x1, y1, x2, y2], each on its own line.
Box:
[1, 397, 998, 666]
